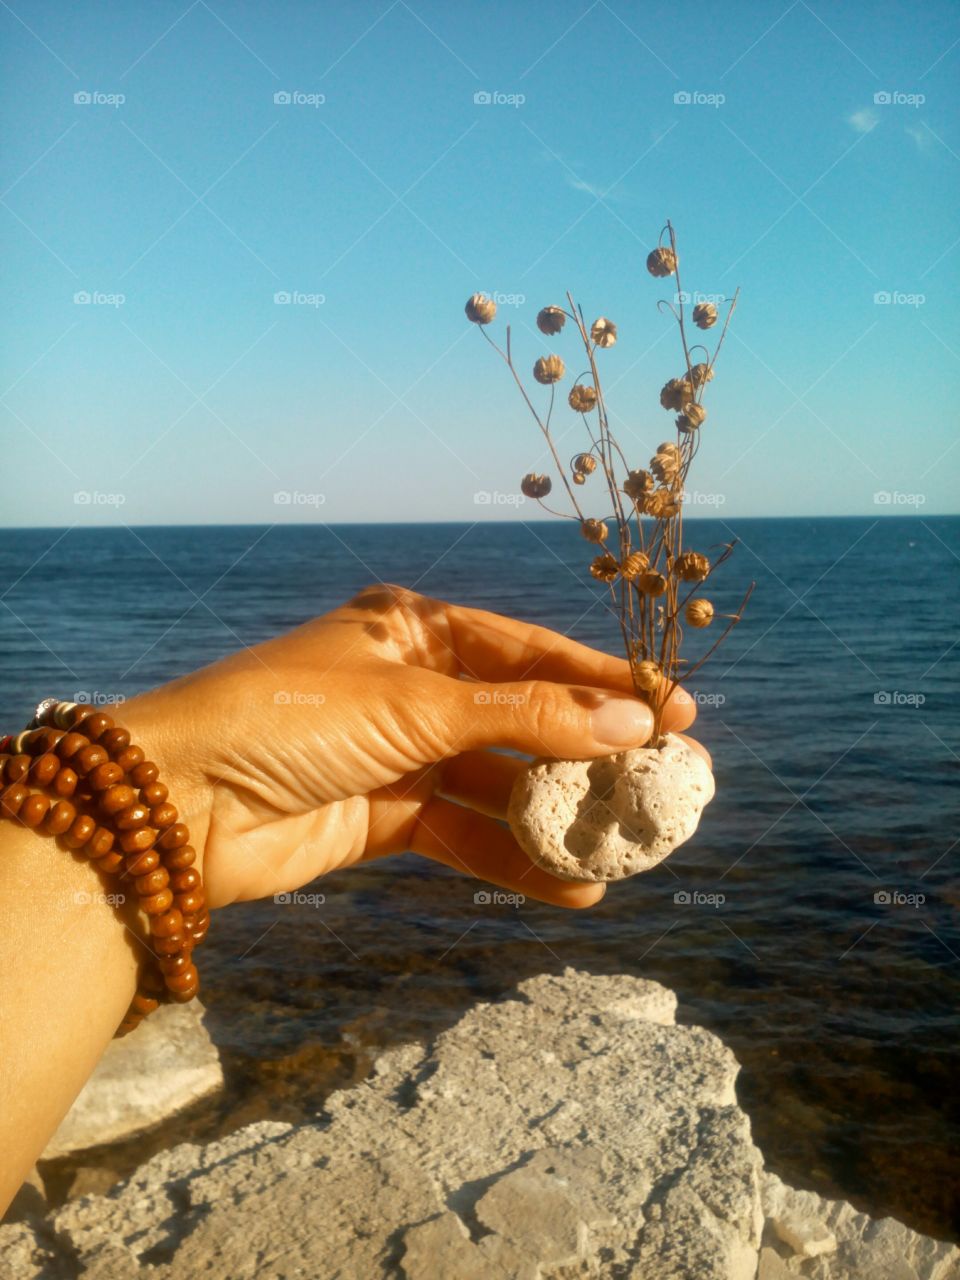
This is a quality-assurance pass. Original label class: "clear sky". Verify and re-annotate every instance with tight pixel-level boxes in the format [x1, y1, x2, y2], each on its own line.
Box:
[2, 0, 957, 525]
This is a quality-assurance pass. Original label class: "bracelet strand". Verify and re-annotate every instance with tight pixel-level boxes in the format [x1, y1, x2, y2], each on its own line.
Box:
[0, 699, 209, 1037]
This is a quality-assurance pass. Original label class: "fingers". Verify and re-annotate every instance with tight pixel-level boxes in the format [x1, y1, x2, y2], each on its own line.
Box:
[659, 685, 697, 734]
[437, 750, 525, 819]
[408, 796, 604, 909]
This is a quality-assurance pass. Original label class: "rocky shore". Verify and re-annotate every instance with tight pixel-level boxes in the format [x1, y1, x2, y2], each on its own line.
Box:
[2, 969, 957, 1279]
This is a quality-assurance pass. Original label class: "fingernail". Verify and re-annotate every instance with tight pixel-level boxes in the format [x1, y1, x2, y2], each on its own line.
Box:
[590, 697, 654, 747]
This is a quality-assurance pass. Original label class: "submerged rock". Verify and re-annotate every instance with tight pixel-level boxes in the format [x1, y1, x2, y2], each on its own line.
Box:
[508, 732, 715, 880]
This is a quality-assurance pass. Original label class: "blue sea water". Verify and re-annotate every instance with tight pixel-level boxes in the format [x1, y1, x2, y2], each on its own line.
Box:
[0, 516, 957, 1236]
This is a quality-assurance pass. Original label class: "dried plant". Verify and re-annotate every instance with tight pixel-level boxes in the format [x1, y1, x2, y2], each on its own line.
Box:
[465, 221, 753, 740]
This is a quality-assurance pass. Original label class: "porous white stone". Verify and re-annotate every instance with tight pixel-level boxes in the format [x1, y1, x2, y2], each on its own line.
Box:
[507, 732, 715, 881]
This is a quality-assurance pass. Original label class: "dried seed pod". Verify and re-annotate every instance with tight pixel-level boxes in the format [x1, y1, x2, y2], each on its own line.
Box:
[685, 598, 715, 628]
[568, 383, 598, 412]
[674, 551, 710, 582]
[624, 469, 654, 501]
[580, 518, 608, 544]
[689, 362, 714, 388]
[590, 317, 617, 348]
[536, 306, 566, 335]
[660, 378, 694, 411]
[533, 354, 565, 384]
[589, 553, 620, 583]
[692, 302, 718, 330]
[646, 246, 678, 278]
[521, 473, 552, 499]
[677, 403, 707, 432]
[634, 660, 662, 692]
[573, 472, 586, 485]
[573, 453, 598, 476]
[644, 488, 680, 519]
[650, 451, 680, 484]
[465, 294, 496, 324]
[638, 571, 668, 597]
[620, 551, 650, 580]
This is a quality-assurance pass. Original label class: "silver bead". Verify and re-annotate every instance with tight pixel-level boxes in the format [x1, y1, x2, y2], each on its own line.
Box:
[31, 697, 62, 728]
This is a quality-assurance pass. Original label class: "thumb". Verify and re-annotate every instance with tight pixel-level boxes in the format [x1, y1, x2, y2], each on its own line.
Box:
[456, 679, 655, 759]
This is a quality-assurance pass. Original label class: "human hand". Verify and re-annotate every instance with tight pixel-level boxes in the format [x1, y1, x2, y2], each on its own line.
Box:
[122, 585, 704, 912]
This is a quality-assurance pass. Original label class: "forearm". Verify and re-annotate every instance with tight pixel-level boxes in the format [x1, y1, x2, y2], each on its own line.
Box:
[0, 819, 140, 1211]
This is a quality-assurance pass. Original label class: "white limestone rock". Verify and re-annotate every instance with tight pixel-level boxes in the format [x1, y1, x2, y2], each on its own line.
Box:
[507, 732, 715, 881]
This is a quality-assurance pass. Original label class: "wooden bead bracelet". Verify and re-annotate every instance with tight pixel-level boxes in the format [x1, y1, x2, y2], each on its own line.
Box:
[0, 698, 209, 1037]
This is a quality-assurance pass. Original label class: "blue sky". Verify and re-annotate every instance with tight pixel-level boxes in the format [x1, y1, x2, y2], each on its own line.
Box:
[2, 0, 957, 525]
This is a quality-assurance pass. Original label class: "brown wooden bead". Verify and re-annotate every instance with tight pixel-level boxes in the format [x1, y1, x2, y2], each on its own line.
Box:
[36, 728, 65, 753]
[159, 952, 191, 977]
[141, 888, 174, 916]
[93, 850, 125, 875]
[169, 867, 200, 894]
[119, 827, 156, 854]
[163, 843, 196, 871]
[186, 911, 210, 943]
[140, 964, 166, 996]
[115, 803, 150, 831]
[134, 868, 169, 896]
[164, 963, 199, 994]
[6, 755, 31, 783]
[0, 781, 29, 818]
[150, 908, 184, 938]
[86, 826, 115, 857]
[149, 802, 178, 829]
[66, 705, 96, 729]
[132, 991, 160, 1016]
[28, 753, 60, 786]
[74, 744, 108, 776]
[130, 760, 159, 787]
[100, 726, 131, 754]
[82, 712, 114, 740]
[22, 729, 49, 755]
[87, 761, 124, 791]
[53, 766, 79, 797]
[154, 932, 186, 955]
[157, 823, 189, 850]
[43, 799, 77, 835]
[19, 793, 51, 828]
[56, 732, 89, 761]
[115, 745, 145, 772]
[63, 813, 97, 849]
[140, 781, 168, 807]
[175, 890, 204, 916]
[124, 848, 160, 876]
[100, 783, 137, 816]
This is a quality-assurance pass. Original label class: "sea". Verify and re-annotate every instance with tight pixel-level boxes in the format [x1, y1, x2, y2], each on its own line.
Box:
[0, 516, 957, 1239]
